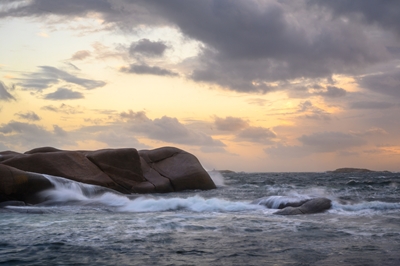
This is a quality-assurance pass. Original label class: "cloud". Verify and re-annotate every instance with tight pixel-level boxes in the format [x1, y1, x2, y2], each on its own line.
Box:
[0, 121, 73, 149]
[213, 116, 276, 143]
[358, 70, 400, 98]
[15, 111, 41, 121]
[349, 101, 397, 109]
[352, 128, 388, 137]
[297, 101, 332, 121]
[288, 84, 347, 100]
[214, 116, 249, 131]
[120, 110, 149, 122]
[120, 64, 178, 76]
[3, 0, 391, 93]
[0, 81, 16, 101]
[95, 130, 151, 149]
[236, 126, 276, 143]
[309, 0, 400, 35]
[246, 98, 269, 106]
[298, 131, 366, 153]
[44, 88, 84, 100]
[18, 66, 106, 91]
[0, 0, 117, 20]
[121, 110, 225, 147]
[136, 0, 388, 92]
[314, 86, 347, 98]
[129, 38, 168, 57]
[41, 103, 84, 114]
[71, 50, 91, 60]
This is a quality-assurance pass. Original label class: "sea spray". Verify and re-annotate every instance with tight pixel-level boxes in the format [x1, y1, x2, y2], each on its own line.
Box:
[208, 170, 225, 187]
[39, 174, 131, 206]
[118, 195, 263, 213]
[40, 174, 262, 213]
[331, 201, 400, 213]
[252, 195, 310, 209]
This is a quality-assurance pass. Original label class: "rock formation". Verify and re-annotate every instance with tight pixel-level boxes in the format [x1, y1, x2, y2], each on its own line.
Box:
[273, 198, 332, 215]
[0, 146, 216, 204]
[253, 196, 332, 215]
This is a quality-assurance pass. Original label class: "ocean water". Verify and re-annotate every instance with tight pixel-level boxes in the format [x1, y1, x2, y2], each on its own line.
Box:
[1, 171, 400, 265]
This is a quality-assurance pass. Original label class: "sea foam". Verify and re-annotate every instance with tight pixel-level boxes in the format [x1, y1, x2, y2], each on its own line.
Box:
[40, 174, 261, 213]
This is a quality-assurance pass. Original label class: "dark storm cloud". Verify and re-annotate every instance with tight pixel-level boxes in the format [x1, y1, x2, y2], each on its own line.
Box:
[2, 0, 395, 93]
[298, 131, 366, 153]
[314, 86, 347, 98]
[15, 111, 41, 121]
[0, 0, 115, 19]
[44, 88, 84, 100]
[0, 81, 16, 101]
[18, 66, 106, 91]
[358, 70, 400, 98]
[131, 0, 388, 92]
[129, 39, 168, 57]
[120, 64, 178, 76]
[309, 0, 400, 35]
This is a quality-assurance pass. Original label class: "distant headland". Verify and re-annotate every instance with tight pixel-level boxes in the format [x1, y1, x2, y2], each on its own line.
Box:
[328, 168, 392, 174]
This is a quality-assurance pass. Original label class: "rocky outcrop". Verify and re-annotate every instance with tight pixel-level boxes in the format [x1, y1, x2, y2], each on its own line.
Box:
[273, 198, 332, 215]
[139, 147, 216, 192]
[0, 146, 216, 204]
[0, 164, 54, 204]
[328, 167, 393, 173]
[253, 196, 332, 215]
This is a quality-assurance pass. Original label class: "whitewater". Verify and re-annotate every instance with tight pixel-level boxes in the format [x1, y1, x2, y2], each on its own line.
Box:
[1, 171, 399, 265]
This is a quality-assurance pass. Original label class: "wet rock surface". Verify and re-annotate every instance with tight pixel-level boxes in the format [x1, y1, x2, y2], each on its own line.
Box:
[0, 146, 216, 204]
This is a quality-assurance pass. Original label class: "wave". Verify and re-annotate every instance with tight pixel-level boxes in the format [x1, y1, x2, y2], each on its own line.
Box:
[34, 174, 261, 213]
[332, 201, 400, 212]
[252, 195, 311, 209]
[3, 174, 399, 215]
[207, 170, 225, 187]
[119, 196, 262, 213]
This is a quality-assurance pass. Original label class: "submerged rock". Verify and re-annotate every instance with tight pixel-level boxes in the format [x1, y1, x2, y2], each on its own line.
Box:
[253, 196, 332, 215]
[0, 146, 216, 204]
[274, 197, 332, 215]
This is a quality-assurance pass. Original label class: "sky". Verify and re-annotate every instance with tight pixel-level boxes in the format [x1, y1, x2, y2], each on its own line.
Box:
[0, 0, 399, 172]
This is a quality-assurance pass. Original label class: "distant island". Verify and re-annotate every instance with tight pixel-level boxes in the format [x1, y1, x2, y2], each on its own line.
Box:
[328, 168, 392, 173]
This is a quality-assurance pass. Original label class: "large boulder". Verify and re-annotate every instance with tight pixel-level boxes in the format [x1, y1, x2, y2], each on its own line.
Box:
[139, 147, 216, 192]
[1, 150, 121, 191]
[0, 146, 216, 204]
[0, 164, 53, 204]
[85, 148, 155, 194]
[273, 198, 332, 215]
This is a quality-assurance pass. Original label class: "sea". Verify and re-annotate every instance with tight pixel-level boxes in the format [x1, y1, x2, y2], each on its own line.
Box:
[1, 171, 400, 265]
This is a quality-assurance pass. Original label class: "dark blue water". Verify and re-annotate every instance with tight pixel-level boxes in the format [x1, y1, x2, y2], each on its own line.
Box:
[1, 171, 400, 265]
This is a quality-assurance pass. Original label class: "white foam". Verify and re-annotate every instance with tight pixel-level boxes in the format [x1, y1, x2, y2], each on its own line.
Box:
[332, 201, 400, 213]
[118, 195, 262, 213]
[253, 195, 310, 209]
[208, 170, 225, 187]
[40, 174, 262, 213]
